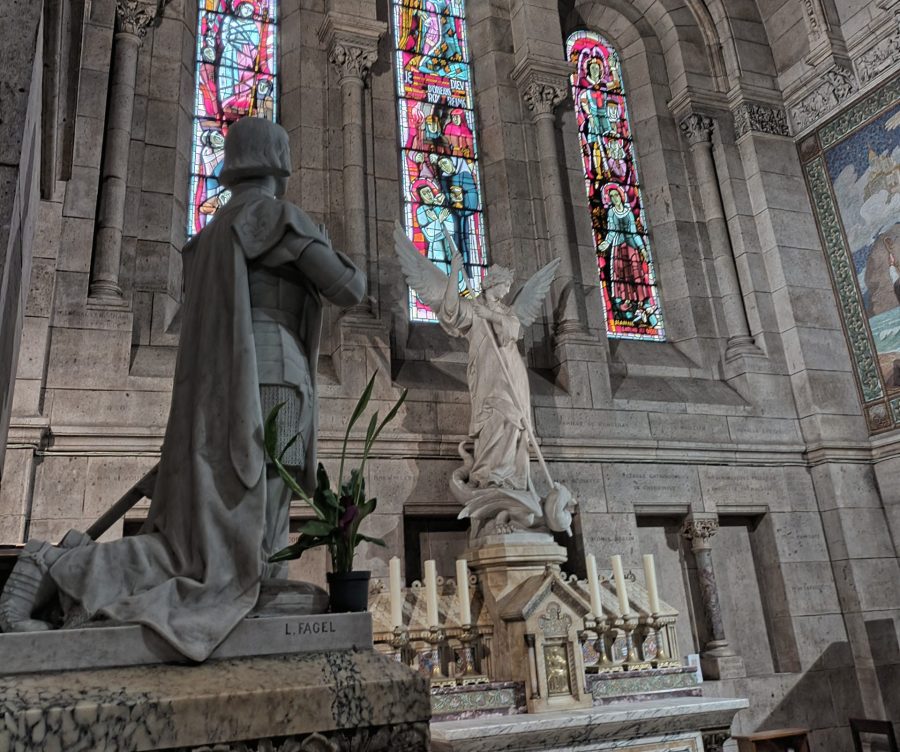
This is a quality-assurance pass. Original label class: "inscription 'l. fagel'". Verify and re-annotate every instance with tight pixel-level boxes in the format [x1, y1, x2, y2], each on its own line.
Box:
[285, 619, 338, 636]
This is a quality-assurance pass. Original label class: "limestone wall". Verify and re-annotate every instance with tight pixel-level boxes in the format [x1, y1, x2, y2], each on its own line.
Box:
[2, 0, 900, 749]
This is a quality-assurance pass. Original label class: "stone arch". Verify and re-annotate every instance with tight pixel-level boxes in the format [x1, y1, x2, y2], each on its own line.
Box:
[701, 0, 777, 91]
[566, 0, 721, 99]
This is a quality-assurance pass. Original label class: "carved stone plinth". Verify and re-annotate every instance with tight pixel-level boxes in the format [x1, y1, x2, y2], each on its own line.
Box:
[466, 533, 567, 605]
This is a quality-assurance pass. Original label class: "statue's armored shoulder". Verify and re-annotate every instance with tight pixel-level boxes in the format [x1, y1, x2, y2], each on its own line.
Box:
[232, 198, 328, 259]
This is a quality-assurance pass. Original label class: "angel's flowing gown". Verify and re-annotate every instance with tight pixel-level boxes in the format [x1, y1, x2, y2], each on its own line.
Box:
[439, 293, 532, 490]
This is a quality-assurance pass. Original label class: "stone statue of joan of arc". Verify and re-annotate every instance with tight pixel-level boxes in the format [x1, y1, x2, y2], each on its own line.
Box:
[0, 118, 364, 661]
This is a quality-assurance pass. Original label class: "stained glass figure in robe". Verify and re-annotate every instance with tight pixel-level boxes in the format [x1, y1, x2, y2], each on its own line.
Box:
[567, 30, 665, 340]
[188, 0, 279, 237]
[393, 0, 489, 321]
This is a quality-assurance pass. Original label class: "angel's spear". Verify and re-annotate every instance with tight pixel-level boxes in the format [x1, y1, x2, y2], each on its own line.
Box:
[443, 230, 574, 534]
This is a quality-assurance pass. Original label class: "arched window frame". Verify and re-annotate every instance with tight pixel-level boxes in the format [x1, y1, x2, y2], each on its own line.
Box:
[188, 0, 279, 238]
[391, 0, 489, 322]
[566, 29, 665, 341]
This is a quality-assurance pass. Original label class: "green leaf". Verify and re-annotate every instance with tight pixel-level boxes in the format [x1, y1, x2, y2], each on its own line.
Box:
[316, 463, 331, 494]
[263, 402, 287, 461]
[356, 534, 386, 547]
[338, 373, 377, 485]
[371, 388, 408, 445]
[277, 433, 299, 462]
[300, 520, 335, 537]
[268, 534, 328, 563]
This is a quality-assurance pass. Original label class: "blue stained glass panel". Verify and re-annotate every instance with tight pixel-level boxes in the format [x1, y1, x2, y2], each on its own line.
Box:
[393, 0, 488, 321]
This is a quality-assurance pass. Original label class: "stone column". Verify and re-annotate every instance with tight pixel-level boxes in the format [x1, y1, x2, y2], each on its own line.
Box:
[511, 59, 586, 340]
[682, 514, 745, 680]
[679, 113, 761, 364]
[89, 1, 165, 303]
[318, 13, 386, 315]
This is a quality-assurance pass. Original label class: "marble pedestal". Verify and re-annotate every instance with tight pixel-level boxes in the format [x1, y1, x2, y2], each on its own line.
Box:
[466, 533, 567, 605]
[0, 649, 431, 751]
[430, 696, 748, 752]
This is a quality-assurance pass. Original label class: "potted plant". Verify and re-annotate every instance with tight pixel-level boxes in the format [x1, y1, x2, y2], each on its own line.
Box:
[264, 373, 408, 612]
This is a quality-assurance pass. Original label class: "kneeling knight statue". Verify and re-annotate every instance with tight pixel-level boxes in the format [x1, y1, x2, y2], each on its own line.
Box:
[0, 118, 365, 661]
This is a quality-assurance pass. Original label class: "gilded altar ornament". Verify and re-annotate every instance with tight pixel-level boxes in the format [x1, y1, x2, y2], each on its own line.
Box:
[544, 644, 573, 696]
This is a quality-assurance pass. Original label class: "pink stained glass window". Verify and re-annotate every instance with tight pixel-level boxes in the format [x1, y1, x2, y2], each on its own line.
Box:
[188, 0, 278, 237]
[567, 30, 664, 341]
[393, 0, 489, 322]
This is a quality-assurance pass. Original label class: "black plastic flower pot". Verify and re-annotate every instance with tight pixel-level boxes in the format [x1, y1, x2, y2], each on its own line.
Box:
[327, 570, 371, 613]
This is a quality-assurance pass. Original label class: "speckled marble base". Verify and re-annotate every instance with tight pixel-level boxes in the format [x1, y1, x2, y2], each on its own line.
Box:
[0, 649, 431, 752]
[430, 696, 748, 752]
[587, 666, 700, 704]
[431, 681, 527, 720]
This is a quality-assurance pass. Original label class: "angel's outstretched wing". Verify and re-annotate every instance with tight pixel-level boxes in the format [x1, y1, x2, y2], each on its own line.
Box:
[510, 258, 561, 328]
[393, 221, 452, 310]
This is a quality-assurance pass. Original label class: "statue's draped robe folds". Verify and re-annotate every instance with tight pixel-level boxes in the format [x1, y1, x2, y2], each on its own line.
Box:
[440, 294, 532, 490]
[48, 192, 330, 662]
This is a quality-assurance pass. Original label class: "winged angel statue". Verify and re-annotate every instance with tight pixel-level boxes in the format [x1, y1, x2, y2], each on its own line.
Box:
[394, 224, 577, 539]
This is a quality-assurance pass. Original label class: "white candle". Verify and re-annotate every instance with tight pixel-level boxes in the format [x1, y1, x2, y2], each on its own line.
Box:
[389, 556, 403, 629]
[585, 554, 602, 618]
[643, 554, 661, 615]
[456, 559, 472, 625]
[424, 559, 439, 627]
[610, 555, 630, 616]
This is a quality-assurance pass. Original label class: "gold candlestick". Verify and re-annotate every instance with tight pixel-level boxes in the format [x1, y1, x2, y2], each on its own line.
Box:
[424, 627, 455, 687]
[651, 614, 681, 668]
[390, 625, 411, 665]
[621, 614, 652, 670]
[457, 624, 489, 685]
[597, 615, 623, 673]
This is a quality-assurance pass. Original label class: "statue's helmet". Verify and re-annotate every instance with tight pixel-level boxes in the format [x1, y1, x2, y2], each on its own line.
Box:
[220, 117, 291, 187]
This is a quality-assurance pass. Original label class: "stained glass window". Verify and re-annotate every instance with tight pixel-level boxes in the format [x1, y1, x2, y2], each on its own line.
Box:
[188, 0, 278, 237]
[567, 31, 664, 340]
[392, 0, 488, 322]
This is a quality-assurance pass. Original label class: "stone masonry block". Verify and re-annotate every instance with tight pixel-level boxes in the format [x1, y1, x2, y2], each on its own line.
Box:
[83, 456, 160, 520]
[821, 507, 898, 561]
[31, 455, 88, 520]
[46, 327, 132, 390]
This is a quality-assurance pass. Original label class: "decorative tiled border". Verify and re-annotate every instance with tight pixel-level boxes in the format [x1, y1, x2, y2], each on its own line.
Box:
[819, 75, 900, 149]
[804, 159, 883, 402]
[801, 73, 900, 434]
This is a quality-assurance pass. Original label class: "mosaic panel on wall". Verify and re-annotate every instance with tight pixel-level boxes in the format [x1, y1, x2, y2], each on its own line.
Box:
[188, 0, 279, 237]
[801, 74, 900, 433]
[566, 30, 664, 341]
[393, 0, 488, 322]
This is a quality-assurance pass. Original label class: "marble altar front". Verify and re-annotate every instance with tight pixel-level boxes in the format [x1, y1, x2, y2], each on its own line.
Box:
[430, 696, 748, 752]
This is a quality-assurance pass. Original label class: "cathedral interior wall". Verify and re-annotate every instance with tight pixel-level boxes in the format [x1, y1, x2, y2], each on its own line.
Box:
[1, 0, 899, 748]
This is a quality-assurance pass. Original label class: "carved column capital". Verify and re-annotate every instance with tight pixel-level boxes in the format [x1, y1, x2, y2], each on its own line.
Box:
[511, 57, 572, 119]
[682, 514, 719, 551]
[679, 113, 714, 146]
[732, 101, 790, 138]
[318, 13, 386, 84]
[115, 0, 168, 37]
[328, 42, 379, 81]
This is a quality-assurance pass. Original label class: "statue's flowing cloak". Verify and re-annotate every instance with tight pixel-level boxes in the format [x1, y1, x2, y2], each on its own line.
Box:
[48, 191, 326, 661]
